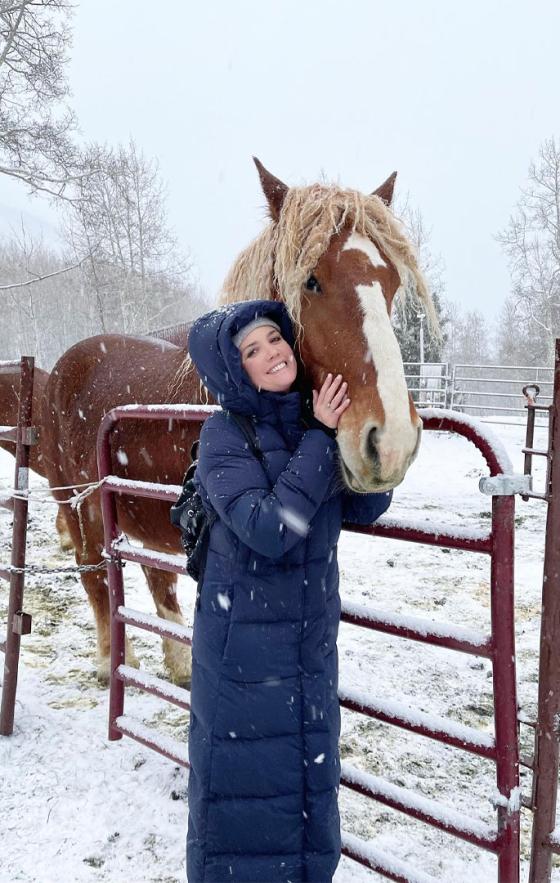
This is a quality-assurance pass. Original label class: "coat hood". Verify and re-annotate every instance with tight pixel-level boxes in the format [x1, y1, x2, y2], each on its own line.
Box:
[188, 300, 298, 419]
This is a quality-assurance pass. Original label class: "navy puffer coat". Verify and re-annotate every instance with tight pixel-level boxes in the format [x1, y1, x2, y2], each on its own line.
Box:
[187, 300, 391, 883]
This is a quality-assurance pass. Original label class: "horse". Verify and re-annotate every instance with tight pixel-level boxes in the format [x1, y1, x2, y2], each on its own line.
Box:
[40, 158, 436, 684]
[0, 365, 72, 550]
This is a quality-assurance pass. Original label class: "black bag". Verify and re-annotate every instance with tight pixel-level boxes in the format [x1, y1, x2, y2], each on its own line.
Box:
[170, 412, 262, 584]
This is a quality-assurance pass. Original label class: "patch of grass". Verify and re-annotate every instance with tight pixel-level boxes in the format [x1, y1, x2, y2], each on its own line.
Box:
[83, 855, 104, 868]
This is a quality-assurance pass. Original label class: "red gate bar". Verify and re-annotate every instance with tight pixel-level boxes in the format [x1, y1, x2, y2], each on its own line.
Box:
[349, 517, 493, 552]
[341, 598, 492, 657]
[341, 830, 440, 883]
[115, 714, 189, 767]
[341, 760, 497, 850]
[112, 537, 187, 575]
[116, 605, 192, 643]
[97, 405, 520, 881]
[339, 685, 496, 760]
[116, 664, 191, 710]
[0, 356, 35, 736]
[0, 360, 27, 372]
[528, 340, 560, 883]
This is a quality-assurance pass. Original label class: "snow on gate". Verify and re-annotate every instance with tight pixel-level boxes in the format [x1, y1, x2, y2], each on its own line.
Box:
[97, 405, 522, 883]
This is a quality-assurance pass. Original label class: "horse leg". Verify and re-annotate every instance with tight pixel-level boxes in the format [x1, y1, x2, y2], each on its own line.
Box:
[62, 499, 139, 683]
[55, 506, 74, 552]
[77, 564, 140, 684]
[140, 564, 191, 686]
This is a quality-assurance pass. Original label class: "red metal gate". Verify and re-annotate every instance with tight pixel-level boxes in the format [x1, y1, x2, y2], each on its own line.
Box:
[97, 405, 520, 881]
[0, 356, 35, 736]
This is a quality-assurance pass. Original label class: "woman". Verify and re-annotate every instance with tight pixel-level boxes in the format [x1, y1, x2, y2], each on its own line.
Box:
[186, 300, 391, 883]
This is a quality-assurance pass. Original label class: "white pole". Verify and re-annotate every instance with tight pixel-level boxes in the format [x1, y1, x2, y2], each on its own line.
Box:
[419, 313, 425, 364]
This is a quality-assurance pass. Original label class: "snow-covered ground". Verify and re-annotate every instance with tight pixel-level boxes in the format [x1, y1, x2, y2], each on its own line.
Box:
[0, 419, 558, 882]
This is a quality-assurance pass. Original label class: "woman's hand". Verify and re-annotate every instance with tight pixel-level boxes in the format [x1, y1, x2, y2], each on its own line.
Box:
[312, 374, 351, 429]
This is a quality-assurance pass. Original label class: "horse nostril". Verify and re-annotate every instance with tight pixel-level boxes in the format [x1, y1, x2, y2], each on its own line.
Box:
[366, 427, 379, 461]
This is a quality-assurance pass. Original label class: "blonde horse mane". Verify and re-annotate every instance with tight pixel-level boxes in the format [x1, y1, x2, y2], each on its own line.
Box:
[219, 182, 438, 334]
[174, 180, 438, 394]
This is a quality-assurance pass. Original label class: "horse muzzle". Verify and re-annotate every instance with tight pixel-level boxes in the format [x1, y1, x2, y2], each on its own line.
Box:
[338, 421, 422, 493]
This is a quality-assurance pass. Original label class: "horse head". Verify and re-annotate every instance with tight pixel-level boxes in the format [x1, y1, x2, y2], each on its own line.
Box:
[221, 159, 438, 493]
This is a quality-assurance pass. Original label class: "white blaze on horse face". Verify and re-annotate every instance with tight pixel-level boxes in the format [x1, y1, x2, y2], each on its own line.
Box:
[341, 232, 419, 487]
[343, 232, 387, 270]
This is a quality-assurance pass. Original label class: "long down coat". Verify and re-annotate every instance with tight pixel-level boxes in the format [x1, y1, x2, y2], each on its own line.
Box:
[186, 300, 391, 883]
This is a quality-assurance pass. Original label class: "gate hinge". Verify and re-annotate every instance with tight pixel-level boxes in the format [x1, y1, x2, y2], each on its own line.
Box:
[21, 426, 39, 446]
[479, 474, 533, 496]
[12, 611, 32, 635]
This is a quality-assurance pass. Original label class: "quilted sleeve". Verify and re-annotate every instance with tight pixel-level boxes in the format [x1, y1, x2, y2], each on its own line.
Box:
[342, 488, 392, 525]
[196, 414, 338, 559]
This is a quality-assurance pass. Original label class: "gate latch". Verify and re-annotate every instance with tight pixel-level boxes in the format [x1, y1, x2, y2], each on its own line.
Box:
[479, 474, 533, 496]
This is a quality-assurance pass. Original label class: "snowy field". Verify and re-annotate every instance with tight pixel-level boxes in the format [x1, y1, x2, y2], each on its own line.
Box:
[1, 418, 558, 883]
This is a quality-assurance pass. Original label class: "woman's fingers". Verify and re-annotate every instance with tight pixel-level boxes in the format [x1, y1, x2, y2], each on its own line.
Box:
[317, 373, 333, 404]
[334, 397, 351, 415]
[329, 381, 348, 409]
[313, 373, 351, 428]
[319, 373, 343, 403]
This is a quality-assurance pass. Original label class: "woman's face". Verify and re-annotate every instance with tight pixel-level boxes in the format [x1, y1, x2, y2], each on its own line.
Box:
[239, 324, 298, 392]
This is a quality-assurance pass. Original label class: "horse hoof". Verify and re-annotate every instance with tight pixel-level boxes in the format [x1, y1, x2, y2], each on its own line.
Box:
[163, 638, 191, 687]
[125, 638, 140, 670]
[171, 672, 192, 690]
[96, 657, 111, 686]
[94, 637, 139, 686]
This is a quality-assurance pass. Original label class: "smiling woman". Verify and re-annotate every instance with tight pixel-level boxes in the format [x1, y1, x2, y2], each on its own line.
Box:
[185, 298, 392, 882]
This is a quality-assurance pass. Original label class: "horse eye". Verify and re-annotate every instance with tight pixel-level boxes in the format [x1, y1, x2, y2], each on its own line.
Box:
[306, 275, 322, 294]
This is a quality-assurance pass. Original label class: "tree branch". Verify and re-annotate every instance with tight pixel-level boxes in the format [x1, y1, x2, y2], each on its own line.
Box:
[0, 250, 91, 290]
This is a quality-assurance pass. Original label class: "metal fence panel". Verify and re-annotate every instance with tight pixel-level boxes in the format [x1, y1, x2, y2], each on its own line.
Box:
[451, 364, 553, 421]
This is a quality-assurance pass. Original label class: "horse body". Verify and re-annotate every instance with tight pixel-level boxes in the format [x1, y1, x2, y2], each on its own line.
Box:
[42, 334, 199, 682]
[0, 365, 50, 475]
[40, 160, 436, 683]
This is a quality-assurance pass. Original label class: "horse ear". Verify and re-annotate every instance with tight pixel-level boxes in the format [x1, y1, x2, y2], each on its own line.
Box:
[372, 172, 397, 206]
[253, 157, 288, 221]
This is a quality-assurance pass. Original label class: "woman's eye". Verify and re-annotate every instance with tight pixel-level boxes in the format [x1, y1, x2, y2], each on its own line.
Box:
[305, 275, 322, 294]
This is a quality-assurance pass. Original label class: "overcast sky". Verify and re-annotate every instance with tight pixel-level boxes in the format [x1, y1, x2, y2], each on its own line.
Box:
[3, 0, 560, 322]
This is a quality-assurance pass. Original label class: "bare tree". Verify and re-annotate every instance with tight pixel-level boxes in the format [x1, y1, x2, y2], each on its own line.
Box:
[62, 139, 200, 334]
[0, 0, 81, 197]
[497, 136, 560, 364]
[495, 294, 549, 366]
[0, 227, 92, 365]
[442, 306, 491, 366]
[392, 197, 447, 362]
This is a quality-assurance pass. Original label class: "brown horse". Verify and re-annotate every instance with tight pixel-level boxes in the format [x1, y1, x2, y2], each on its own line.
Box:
[0, 366, 71, 549]
[40, 159, 436, 684]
